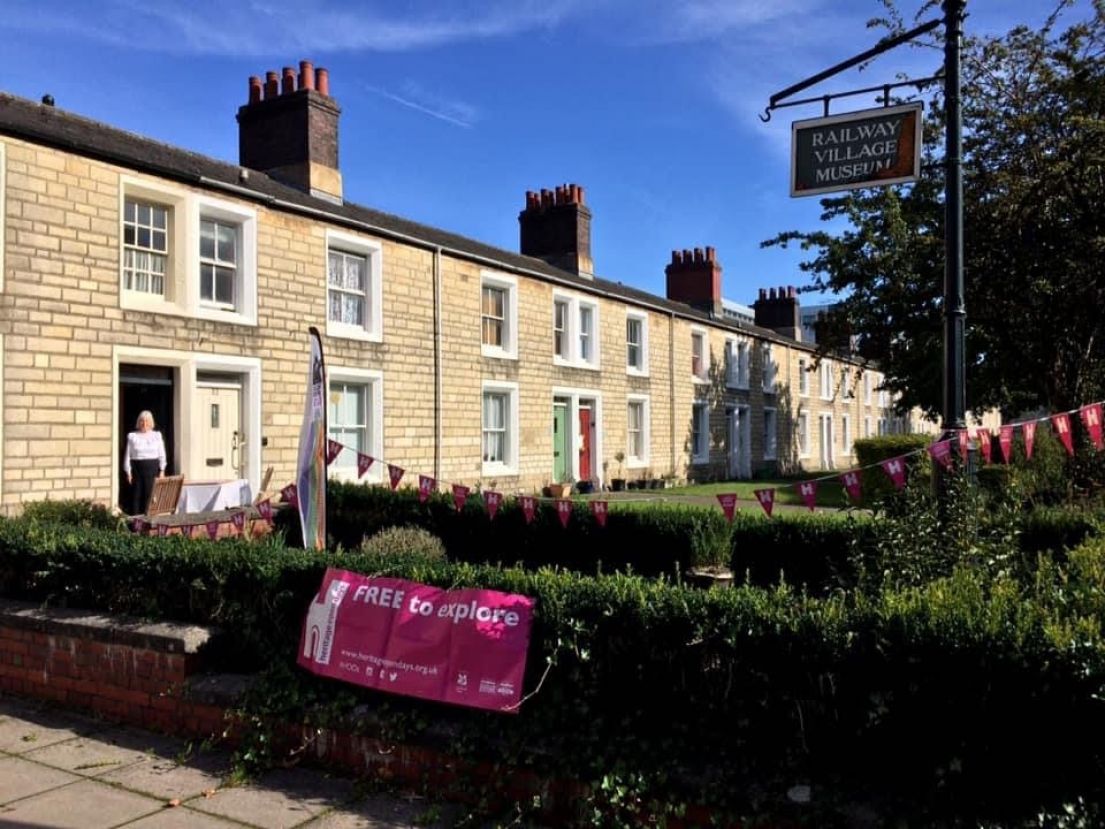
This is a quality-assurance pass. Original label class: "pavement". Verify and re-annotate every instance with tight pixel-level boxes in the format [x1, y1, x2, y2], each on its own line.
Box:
[0, 695, 456, 829]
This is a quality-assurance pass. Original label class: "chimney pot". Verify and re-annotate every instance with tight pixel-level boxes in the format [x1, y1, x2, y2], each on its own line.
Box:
[759, 288, 767, 300]
[769, 287, 777, 299]
[519, 182, 594, 277]
[299, 60, 315, 91]
[670, 250, 680, 265]
[315, 67, 330, 96]
[706, 246, 715, 262]
[248, 76, 262, 104]
[264, 71, 279, 99]
[778, 284, 786, 297]
[693, 247, 704, 263]
[281, 67, 296, 95]
[787, 285, 797, 298]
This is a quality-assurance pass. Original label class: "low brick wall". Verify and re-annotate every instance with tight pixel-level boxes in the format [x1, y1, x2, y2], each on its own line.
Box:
[0, 599, 225, 737]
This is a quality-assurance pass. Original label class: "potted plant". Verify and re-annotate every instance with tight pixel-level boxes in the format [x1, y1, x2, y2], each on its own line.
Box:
[549, 476, 573, 499]
[611, 451, 627, 492]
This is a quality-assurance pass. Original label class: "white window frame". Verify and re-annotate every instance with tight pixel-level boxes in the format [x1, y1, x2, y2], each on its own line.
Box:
[840, 366, 852, 399]
[842, 414, 852, 456]
[553, 298, 569, 360]
[480, 272, 518, 360]
[797, 411, 811, 458]
[864, 372, 873, 405]
[691, 328, 708, 383]
[763, 407, 777, 460]
[626, 395, 650, 468]
[879, 388, 890, 409]
[326, 366, 384, 484]
[326, 229, 383, 343]
[761, 342, 777, 392]
[865, 415, 873, 437]
[819, 360, 833, 400]
[118, 178, 258, 326]
[735, 338, 750, 389]
[482, 380, 519, 476]
[110, 346, 262, 509]
[626, 311, 649, 376]
[551, 290, 600, 370]
[798, 358, 809, 396]
[691, 401, 710, 464]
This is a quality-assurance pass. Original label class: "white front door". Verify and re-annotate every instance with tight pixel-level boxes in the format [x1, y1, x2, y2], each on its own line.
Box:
[819, 414, 834, 470]
[196, 382, 243, 479]
[727, 407, 752, 479]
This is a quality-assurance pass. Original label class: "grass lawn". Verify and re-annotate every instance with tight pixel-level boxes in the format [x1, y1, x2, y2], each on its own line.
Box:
[660, 478, 849, 508]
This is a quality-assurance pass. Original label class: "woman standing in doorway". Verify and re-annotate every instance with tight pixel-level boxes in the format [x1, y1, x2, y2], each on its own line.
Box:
[124, 410, 166, 515]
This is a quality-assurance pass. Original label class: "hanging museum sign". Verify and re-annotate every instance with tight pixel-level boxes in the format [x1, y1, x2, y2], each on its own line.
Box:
[791, 102, 923, 197]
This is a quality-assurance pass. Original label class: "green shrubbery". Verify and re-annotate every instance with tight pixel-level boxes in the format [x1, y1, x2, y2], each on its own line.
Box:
[20, 498, 122, 531]
[0, 513, 1103, 823]
[852, 433, 932, 506]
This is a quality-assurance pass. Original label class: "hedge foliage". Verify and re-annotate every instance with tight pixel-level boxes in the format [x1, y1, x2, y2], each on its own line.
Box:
[852, 433, 933, 505]
[0, 515, 1103, 823]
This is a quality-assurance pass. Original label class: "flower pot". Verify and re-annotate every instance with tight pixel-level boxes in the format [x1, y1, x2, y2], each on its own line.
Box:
[576, 481, 594, 495]
[686, 567, 735, 590]
[549, 483, 573, 498]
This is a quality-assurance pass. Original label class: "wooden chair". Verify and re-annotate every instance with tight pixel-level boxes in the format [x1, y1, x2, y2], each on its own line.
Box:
[146, 475, 184, 517]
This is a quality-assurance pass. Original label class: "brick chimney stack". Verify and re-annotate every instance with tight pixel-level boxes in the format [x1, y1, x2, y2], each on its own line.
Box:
[665, 246, 723, 317]
[237, 60, 343, 202]
[519, 184, 593, 278]
[753, 284, 802, 341]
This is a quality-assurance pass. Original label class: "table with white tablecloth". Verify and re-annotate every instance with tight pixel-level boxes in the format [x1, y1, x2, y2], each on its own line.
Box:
[177, 479, 253, 513]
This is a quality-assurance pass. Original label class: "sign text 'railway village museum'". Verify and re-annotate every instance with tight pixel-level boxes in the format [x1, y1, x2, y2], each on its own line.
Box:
[791, 102, 923, 197]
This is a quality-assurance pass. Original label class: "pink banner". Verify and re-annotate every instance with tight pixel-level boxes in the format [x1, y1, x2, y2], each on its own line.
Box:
[281, 484, 299, 509]
[1052, 413, 1075, 456]
[1081, 403, 1103, 450]
[418, 475, 435, 503]
[958, 430, 969, 462]
[206, 521, 220, 540]
[716, 493, 737, 523]
[840, 470, 862, 503]
[183, 523, 195, 539]
[977, 428, 992, 464]
[299, 569, 535, 714]
[257, 499, 273, 523]
[1023, 421, 1037, 460]
[797, 481, 817, 512]
[880, 456, 907, 490]
[928, 439, 953, 470]
[387, 464, 404, 491]
[357, 453, 375, 479]
[157, 523, 169, 537]
[485, 491, 502, 520]
[133, 518, 147, 534]
[556, 499, 571, 528]
[999, 426, 1014, 464]
[453, 484, 469, 512]
[231, 511, 246, 532]
[753, 488, 775, 518]
[590, 500, 608, 527]
[520, 496, 536, 524]
[326, 439, 343, 466]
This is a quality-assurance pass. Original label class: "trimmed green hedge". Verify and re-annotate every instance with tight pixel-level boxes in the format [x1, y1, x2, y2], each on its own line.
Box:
[853, 434, 933, 505]
[0, 516, 1103, 822]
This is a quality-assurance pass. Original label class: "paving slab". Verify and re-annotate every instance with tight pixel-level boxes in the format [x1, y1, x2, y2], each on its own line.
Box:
[0, 778, 161, 828]
[22, 733, 156, 777]
[0, 701, 104, 754]
[0, 755, 81, 806]
[100, 751, 230, 802]
[189, 767, 356, 829]
[119, 805, 251, 828]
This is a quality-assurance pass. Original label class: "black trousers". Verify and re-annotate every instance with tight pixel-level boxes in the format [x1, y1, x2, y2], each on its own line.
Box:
[131, 459, 160, 515]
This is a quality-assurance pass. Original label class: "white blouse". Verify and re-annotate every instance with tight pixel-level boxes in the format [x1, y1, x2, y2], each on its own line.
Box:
[124, 430, 167, 475]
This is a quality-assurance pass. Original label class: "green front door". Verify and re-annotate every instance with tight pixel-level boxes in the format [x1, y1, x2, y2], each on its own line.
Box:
[553, 402, 569, 483]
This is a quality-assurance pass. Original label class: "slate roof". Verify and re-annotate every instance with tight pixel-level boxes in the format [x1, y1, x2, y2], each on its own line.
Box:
[0, 91, 806, 348]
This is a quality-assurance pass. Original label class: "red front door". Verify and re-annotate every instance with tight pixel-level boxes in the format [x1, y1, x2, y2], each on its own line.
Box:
[578, 407, 593, 481]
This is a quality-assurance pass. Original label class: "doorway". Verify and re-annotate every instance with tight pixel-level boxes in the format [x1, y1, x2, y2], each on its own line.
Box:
[727, 406, 751, 479]
[196, 374, 244, 480]
[553, 400, 569, 483]
[118, 364, 175, 513]
[578, 405, 594, 482]
[819, 413, 834, 470]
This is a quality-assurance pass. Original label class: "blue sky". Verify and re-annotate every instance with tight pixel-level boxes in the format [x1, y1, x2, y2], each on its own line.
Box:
[1, 0, 1088, 305]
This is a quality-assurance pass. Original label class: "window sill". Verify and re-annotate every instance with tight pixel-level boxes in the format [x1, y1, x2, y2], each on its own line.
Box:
[626, 458, 649, 469]
[121, 292, 183, 317]
[329, 468, 382, 485]
[554, 357, 600, 371]
[328, 322, 383, 343]
[482, 346, 517, 361]
[482, 461, 518, 477]
[693, 376, 710, 385]
[626, 367, 649, 378]
[195, 304, 257, 327]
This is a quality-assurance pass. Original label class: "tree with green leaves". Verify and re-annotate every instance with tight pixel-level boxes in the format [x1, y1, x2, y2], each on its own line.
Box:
[766, 0, 1105, 418]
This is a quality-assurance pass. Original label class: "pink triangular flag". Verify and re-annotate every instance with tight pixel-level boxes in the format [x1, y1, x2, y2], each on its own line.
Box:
[797, 481, 818, 512]
[716, 493, 738, 523]
[1051, 413, 1074, 456]
[590, 500, 608, 527]
[1080, 403, 1103, 451]
[484, 491, 502, 520]
[555, 499, 571, 528]
[325, 439, 343, 466]
[387, 464, 404, 491]
[182, 523, 195, 539]
[206, 521, 220, 540]
[453, 484, 469, 512]
[880, 456, 908, 490]
[928, 439, 954, 471]
[753, 488, 775, 518]
[132, 518, 147, 534]
[999, 426, 1014, 464]
[257, 499, 273, 523]
[957, 430, 970, 462]
[1022, 421, 1037, 460]
[157, 523, 169, 537]
[231, 511, 246, 532]
[357, 453, 375, 479]
[840, 470, 863, 503]
[977, 428, 992, 464]
[418, 475, 435, 503]
[520, 496, 536, 524]
[280, 483, 298, 508]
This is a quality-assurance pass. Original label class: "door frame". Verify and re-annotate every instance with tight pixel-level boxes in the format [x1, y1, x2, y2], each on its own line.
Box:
[551, 386, 604, 487]
[727, 405, 751, 480]
[819, 412, 834, 470]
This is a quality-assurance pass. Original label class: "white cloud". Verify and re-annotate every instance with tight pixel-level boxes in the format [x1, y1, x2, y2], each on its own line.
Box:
[365, 81, 479, 129]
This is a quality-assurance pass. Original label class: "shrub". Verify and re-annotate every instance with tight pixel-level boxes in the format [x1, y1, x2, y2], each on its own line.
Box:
[852, 433, 933, 507]
[21, 499, 122, 531]
[358, 525, 446, 561]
